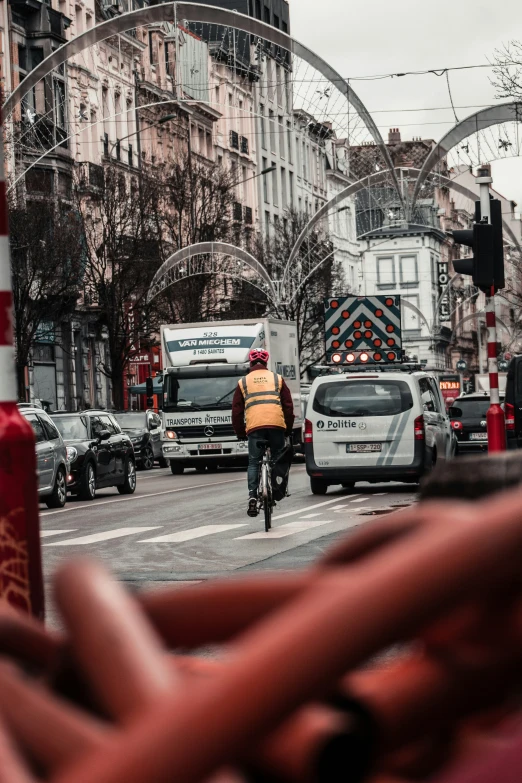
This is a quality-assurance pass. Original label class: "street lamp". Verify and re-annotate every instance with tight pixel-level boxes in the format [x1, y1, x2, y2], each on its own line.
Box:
[227, 164, 276, 191]
[109, 113, 177, 159]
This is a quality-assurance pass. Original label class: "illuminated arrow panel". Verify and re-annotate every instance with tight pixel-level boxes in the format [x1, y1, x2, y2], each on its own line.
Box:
[324, 295, 402, 365]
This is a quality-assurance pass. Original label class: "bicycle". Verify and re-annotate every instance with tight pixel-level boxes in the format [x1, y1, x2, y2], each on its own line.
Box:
[256, 439, 273, 532]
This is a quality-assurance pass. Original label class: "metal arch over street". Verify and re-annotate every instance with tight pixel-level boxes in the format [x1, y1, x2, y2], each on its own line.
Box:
[146, 242, 278, 304]
[411, 102, 522, 208]
[284, 167, 521, 287]
[1, 2, 400, 198]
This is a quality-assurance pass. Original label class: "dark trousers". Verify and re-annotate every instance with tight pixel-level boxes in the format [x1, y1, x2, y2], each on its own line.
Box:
[247, 428, 286, 496]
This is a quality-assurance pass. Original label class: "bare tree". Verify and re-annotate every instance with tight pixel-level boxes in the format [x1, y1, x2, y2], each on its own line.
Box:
[256, 210, 347, 376]
[491, 42, 522, 102]
[8, 195, 85, 400]
[77, 167, 164, 409]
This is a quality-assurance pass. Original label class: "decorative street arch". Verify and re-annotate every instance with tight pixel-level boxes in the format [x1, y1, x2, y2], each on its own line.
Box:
[147, 242, 279, 304]
[2, 2, 400, 197]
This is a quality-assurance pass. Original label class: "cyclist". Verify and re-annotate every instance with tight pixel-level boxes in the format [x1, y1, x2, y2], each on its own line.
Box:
[232, 349, 295, 517]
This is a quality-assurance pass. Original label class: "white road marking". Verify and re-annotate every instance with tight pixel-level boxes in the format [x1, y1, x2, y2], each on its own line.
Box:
[374, 492, 388, 496]
[330, 505, 350, 510]
[350, 497, 369, 503]
[272, 495, 360, 521]
[301, 513, 322, 518]
[40, 529, 78, 538]
[39, 477, 246, 517]
[139, 525, 247, 543]
[236, 519, 333, 540]
[43, 527, 162, 546]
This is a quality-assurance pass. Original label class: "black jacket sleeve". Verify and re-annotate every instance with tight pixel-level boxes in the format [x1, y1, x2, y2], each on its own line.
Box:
[232, 384, 247, 438]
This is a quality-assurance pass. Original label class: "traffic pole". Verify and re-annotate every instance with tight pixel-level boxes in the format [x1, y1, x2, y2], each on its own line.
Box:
[476, 167, 506, 453]
[0, 93, 45, 618]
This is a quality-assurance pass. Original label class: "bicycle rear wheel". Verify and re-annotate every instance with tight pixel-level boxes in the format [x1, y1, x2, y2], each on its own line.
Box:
[261, 463, 272, 532]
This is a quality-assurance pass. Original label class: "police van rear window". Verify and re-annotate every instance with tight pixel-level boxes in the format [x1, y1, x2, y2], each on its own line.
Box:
[313, 380, 414, 418]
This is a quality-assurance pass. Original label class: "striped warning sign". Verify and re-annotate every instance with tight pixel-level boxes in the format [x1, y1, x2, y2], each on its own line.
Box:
[324, 295, 402, 364]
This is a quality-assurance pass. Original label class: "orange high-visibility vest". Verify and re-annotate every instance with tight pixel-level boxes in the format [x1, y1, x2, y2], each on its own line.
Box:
[239, 369, 286, 433]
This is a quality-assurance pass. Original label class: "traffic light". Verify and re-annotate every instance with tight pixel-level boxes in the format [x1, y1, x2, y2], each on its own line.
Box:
[146, 377, 154, 409]
[451, 198, 504, 294]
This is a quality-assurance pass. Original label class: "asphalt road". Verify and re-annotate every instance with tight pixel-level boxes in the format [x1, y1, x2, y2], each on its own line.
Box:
[39, 464, 417, 624]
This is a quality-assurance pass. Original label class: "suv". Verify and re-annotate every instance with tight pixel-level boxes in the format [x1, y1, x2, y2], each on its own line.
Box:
[450, 392, 503, 454]
[51, 410, 136, 500]
[304, 370, 455, 494]
[19, 404, 68, 508]
[112, 410, 167, 470]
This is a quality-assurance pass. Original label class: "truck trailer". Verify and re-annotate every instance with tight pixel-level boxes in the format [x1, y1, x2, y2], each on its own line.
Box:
[160, 319, 302, 474]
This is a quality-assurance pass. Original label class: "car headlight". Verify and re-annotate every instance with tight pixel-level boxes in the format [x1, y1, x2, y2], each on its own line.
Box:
[66, 446, 78, 463]
[166, 430, 177, 440]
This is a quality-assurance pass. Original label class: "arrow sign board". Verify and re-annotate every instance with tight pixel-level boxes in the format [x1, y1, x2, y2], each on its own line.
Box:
[324, 295, 402, 365]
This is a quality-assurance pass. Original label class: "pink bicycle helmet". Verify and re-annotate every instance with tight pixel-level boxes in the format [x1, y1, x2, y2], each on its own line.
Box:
[249, 348, 269, 364]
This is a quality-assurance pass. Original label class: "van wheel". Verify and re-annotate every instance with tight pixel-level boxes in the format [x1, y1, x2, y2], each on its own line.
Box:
[195, 465, 206, 473]
[170, 462, 184, 475]
[310, 478, 328, 495]
[342, 482, 355, 490]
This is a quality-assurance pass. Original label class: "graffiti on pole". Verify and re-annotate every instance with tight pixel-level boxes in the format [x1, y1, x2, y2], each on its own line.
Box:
[438, 261, 451, 321]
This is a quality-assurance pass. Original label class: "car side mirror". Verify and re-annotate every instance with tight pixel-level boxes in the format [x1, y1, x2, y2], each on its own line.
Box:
[448, 407, 462, 418]
[98, 429, 111, 441]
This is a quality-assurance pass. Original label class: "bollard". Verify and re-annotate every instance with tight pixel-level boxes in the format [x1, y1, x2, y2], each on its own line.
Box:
[0, 91, 44, 619]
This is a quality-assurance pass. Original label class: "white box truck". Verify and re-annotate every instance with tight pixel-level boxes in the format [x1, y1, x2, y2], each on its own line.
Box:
[160, 319, 302, 474]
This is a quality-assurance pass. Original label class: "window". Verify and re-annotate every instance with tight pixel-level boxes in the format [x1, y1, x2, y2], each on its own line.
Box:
[278, 115, 284, 157]
[312, 380, 414, 418]
[240, 136, 249, 154]
[53, 75, 66, 130]
[269, 110, 276, 152]
[272, 164, 278, 206]
[377, 257, 395, 286]
[402, 294, 420, 330]
[262, 157, 269, 203]
[41, 415, 61, 440]
[265, 211, 270, 236]
[25, 414, 46, 444]
[419, 378, 439, 413]
[165, 41, 171, 76]
[289, 171, 294, 206]
[260, 104, 266, 149]
[273, 13, 280, 28]
[282, 20, 288, 33]
[302, 140, 307, 180]
[287, 121, 293, 163]
[25, 168, 53, 194]
[427, 379, 443, 413]
[281, 166, 287, 207]
[148, 31, 156, 64]
[245, 206, 253, 224]
[264, 5, 270, 24]
[230, 130, 239, 149]
[400, 255, 418, 285]
[276, 65, 282, 106]
[255, 0, 261, 18]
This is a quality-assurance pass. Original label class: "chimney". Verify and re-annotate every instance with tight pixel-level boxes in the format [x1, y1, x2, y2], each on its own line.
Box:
[388, 128, 401, 144]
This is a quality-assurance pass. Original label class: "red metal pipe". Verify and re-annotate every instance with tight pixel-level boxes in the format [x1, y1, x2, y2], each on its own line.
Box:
[0, 91, 44, 619]
[52, 492, 522, 783]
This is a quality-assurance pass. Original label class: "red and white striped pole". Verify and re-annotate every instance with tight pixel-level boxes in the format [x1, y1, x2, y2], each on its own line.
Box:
[477, 168, 506, 453]
[0, 94, 45, 617]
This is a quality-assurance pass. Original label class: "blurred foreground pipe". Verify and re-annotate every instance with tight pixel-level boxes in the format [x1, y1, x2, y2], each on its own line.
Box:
[53, 492, 522, 783]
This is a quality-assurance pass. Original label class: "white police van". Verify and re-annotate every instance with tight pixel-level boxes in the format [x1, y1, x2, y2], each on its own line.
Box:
[304, 369, 454, 494]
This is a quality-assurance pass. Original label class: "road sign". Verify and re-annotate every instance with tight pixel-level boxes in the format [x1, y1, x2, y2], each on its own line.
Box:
[456, 359, 467, 371]
[324, 295, 402, 365]
[498, 359, 509, 372]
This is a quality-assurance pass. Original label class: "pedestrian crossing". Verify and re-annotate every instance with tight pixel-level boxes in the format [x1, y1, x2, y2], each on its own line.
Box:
[41, 494, 404, 549]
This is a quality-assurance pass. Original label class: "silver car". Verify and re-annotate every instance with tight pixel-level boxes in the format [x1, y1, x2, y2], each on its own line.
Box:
[19, 404, 68, 508]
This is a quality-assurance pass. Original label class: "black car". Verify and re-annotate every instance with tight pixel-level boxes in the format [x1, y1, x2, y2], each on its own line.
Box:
[449, 393, 502, 454]
[112, 411, 167, 470]
[505, 356, 522, 449]
[51, 411, 136, 500]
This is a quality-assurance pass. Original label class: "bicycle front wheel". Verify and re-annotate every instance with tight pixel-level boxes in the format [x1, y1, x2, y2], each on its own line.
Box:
[261, 463, 271, 532]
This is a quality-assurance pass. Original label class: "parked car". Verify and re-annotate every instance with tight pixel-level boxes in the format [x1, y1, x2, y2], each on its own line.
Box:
[19, 404, 68, 508]
[112, 410, 167, 470]
[50, 410, 136, 500]
[505, 356, 522, 449]
[450, 392, 504, 454]
[304, 370, 455, 494]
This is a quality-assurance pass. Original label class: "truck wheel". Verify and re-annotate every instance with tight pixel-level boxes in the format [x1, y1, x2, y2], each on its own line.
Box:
[170, 462, 184, 475]
[310, 478, 328, 495]
[342, 482, 355, 490]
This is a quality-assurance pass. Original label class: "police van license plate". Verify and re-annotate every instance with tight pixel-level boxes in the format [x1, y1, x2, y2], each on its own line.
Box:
[198, 443, 222, 451]
[469, 433, 487, 441]
[347, 443, 382, 453]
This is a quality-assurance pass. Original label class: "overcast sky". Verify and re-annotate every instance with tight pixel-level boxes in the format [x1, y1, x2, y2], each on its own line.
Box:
[290, 0, 522, 205]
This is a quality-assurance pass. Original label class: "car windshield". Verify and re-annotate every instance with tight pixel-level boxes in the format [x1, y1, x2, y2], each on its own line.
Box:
[313, 380, 414, 418]
[52, 415, 89, 440]
[164, 375, 240, 411]
[113, 413, 146, 429]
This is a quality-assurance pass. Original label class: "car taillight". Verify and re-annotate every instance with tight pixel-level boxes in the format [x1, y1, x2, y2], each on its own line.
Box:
[451, 420, 463, 431]
[505, 402, 515, 431]
[414, 414, 425, 440]
[304, 419, 313, 443]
